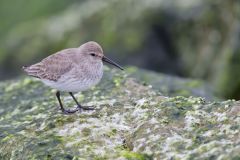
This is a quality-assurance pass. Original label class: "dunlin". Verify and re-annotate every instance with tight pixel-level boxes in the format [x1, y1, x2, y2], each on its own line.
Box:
[22, 41, 123, 114]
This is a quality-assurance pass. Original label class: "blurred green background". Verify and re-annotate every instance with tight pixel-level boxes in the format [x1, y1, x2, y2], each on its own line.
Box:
[0, 0, 240, 99]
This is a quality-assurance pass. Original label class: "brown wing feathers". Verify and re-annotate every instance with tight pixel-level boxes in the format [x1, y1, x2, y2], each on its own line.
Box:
[22, 54, 73, 81]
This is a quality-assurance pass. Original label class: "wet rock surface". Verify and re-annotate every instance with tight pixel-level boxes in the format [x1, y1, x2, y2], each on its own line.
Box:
[0, 68, 239, 159]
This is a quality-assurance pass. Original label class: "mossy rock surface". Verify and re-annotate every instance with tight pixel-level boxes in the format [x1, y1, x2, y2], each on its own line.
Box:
[0, 68, 239, 160]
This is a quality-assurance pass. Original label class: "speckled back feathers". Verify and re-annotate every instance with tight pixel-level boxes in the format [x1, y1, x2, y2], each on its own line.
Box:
[22, 41, 103, 82]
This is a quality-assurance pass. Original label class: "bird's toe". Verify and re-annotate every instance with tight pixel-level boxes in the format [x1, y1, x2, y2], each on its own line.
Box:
[77, 105, 95, 111]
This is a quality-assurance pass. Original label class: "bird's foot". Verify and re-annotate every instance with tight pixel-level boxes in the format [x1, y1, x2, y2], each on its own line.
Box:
[59, 105, 94, 114]
[61, 108, 79, 114]
[77, 105, 95, 111]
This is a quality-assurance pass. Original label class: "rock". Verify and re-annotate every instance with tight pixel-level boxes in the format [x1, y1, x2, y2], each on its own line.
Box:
[0, 68, 239, 159]
[127, 67, 216, 100]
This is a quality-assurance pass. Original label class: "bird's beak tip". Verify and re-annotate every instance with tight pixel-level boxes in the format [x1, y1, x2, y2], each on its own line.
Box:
[102, 56, 124, 71]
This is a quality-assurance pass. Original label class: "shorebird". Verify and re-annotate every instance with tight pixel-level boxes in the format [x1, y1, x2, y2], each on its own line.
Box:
[22, 41, 123, 114]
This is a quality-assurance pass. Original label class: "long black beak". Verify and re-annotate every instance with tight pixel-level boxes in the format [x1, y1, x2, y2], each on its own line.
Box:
[102, 56, 124, 70]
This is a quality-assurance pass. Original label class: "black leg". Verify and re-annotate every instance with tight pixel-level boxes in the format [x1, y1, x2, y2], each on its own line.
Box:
[56, 91, 78, 114]
[69, 92, 94, 110]
[56, 91, 64, 111]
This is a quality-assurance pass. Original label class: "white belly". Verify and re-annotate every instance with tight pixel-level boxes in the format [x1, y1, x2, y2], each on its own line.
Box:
[42, 68, 103, 92]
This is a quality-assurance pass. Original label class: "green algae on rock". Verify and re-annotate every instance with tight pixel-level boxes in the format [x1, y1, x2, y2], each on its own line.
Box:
[0, 68, 239, 159]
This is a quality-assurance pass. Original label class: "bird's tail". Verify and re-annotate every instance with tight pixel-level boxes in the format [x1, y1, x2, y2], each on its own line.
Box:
[22, 65, 28, 71]
[22, 65, 40, 78]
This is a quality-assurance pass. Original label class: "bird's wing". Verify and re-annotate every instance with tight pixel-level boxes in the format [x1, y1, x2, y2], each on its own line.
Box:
[23, 52, 73, 81]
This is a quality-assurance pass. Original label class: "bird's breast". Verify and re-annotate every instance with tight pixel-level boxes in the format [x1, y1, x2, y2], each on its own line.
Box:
[42, 63, 103, 92]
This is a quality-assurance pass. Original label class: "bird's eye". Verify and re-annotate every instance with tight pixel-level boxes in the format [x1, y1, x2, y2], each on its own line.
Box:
[90, 53, 96, 56]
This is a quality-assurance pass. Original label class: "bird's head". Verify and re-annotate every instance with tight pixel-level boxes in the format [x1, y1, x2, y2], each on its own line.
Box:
[80, 41, 123, 70]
